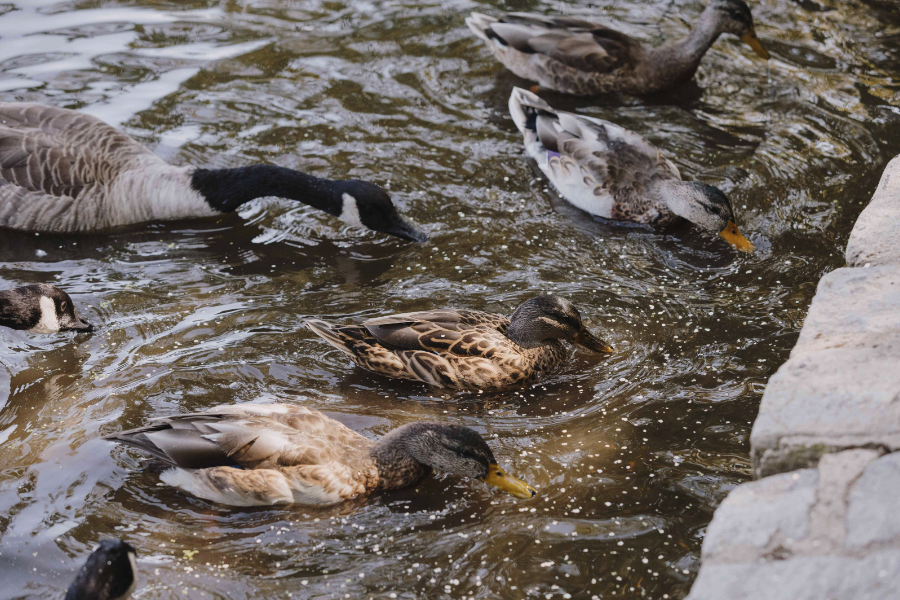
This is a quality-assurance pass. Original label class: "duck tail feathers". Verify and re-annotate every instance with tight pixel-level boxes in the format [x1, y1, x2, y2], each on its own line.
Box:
[509, 87, 553, 134]
[465, 12, 498, 42]
[305, 319, 360, 357]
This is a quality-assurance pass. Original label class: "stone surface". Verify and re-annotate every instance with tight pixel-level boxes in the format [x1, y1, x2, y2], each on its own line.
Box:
[847, 155, 900, 267]
[686, 450, 899, 600]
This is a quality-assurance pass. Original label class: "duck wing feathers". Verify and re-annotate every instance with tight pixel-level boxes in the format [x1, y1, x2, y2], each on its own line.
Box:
[510, 87, 680, 221]
[478, 13, 639, 74]
[361, 309, 510, 353]
[105, 404, 377, 506]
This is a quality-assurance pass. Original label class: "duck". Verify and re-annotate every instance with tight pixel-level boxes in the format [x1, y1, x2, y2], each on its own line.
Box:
[0, 283, 93, 333]
[508, 87, 754, 251]
[0, 103, 427, 241]
[466, 0, 769, 96]
[103, 403, 536, 506]
[305, 294, 613, 390]
[65, 539, 137, 600]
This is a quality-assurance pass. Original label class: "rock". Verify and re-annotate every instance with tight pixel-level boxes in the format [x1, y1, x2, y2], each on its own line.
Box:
[847, 452, 900, 548]
[846, 155, 900, 267]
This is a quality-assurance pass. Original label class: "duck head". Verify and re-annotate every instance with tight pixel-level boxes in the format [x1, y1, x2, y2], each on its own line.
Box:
[375, 423, 536, 499]
[0, 284, 93, 333]
[333, 180, 429, 242]
[65, 539, 137, 600]
[706, 0, 769, 59]
[663, 181, 755, 252]
[506, 295, 614, 353]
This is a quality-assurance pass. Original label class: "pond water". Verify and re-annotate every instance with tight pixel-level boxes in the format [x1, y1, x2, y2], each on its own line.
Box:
[0, 0, 899, 598]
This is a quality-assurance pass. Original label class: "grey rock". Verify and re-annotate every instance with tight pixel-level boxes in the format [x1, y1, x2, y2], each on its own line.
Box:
[847, 452, 900, 548]
[686, 550, 900, 600]
[847, 155, 900, 267]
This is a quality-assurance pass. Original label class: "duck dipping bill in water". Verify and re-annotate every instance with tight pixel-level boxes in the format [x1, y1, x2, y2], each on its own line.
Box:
[508, 87, 754, 251]
[0, 283, 93, 333]
[0, 103, 427, 241]
[466, 0, 769, 96]
[306, 295, 614, 390]
[65, 539, 137, 600]
[103, 404, 536, 506]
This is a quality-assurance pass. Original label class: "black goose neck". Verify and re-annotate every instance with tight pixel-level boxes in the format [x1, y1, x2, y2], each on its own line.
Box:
[191, 164, 343, 215]
[0, 289, 34, 331]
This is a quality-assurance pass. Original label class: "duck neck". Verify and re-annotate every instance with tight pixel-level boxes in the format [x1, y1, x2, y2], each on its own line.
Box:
[506, 320, 552, 349]
[649, 179, 704, 224]
[190, 164, 343, 215]
[644, 10, 722, 88]
[0, 289, 35, 331]
[369, 424, 436, 491]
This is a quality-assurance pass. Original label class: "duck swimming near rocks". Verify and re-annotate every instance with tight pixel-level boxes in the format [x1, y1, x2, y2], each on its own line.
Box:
[0, 103, 427, 241]
[65, 539, 137, 600]
[466, 0, 769, 96]
[508, 87, 754, 251]
[306, 294, 613, 390]
[0, 283, 93, 333]
[104, 403, 536, 506]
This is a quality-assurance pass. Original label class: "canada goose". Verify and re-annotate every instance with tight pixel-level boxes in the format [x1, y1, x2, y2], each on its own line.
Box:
[103, 403, 536, 506]
[466, 0, 769, 96]
[0, 283, 93, 333]
[509, 88, 754, 251]
[0, 103, 427, 241]
[65, 539, 137, 600]
[306, 294, 614, 390]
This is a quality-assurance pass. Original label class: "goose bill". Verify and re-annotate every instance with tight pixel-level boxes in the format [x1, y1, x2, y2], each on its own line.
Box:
[741, 31, 770, 59]
[482, 464, 536, 499]
[719, 221, 755, 252]
[384, 217, 429, 243]
[574, 329, 614, 354]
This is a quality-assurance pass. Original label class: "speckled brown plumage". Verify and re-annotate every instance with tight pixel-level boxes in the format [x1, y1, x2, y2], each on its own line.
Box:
[307, 308, 570, 390]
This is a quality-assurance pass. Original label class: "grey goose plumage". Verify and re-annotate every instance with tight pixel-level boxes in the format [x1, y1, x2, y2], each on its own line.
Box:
[0, 103, 427, 241]
[466, 0, 769, 96]
[0, 283, 93, 333]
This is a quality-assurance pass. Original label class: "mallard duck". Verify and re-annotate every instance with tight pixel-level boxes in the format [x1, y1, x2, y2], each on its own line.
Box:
[65, 539, 137, 600]
[103, 404, 535, 506]
[466, 0, 769, 96]
[0, 284, 93, 333]
[508, 87, 754, 251]
[0, 103, 426, 241]
[305, 295, 613, 390]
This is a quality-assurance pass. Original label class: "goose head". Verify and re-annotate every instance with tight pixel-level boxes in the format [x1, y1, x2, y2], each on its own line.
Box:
[376, 423, 536, 499]
[506, 295, 614, 353]
[0, 284, 93, 333]
[706, 0, 769, 59]
[333, 180, 429, 242]
[664, 181, 755, 252]
[65, 539, 137, 600]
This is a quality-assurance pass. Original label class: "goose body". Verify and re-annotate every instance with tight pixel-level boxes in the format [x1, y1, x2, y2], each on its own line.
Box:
[104, 403, 535, 507]
[508, 88, 754, 250]
[0, 103, 426, 241]
[65, 539, 137, 600]
[466, 0, 768, 96]
[0, 283, 92, 333]
[306, 295, 613, 390]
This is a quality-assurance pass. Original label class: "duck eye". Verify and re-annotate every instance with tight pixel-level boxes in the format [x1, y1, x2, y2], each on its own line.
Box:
[60, 301, 67, 312]
[496, 471, 503, 477]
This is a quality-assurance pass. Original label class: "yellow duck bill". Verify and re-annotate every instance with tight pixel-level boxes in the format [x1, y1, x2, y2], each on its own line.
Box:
[482, 464, 537, 499]
[719, 220, 755, 252]
[741, 30, 770, 60]
[575, 329, 615, 354]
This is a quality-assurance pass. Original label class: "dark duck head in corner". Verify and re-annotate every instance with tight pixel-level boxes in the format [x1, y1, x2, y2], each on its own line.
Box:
[0, 284, 93, 333]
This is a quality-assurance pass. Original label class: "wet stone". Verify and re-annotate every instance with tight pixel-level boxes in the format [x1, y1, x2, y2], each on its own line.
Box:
[846, 155, 900, 267]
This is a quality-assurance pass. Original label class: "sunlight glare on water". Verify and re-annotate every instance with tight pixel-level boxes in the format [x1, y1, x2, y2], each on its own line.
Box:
[0, 0, 899, 598]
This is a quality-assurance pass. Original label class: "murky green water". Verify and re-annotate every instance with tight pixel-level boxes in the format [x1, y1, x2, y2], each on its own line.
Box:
[0, 0, 898, 598]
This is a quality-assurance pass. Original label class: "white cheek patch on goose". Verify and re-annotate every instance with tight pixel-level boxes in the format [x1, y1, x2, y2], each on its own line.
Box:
[339, 193, 364, 228]
[29, 296, 60, 333]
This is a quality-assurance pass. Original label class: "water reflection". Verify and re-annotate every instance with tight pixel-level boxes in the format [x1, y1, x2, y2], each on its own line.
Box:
[0, 0, 898, 598]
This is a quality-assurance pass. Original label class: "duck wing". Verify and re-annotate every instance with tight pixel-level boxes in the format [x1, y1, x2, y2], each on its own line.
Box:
[485, 13, 638, 73]
[103, 403, 373, 471]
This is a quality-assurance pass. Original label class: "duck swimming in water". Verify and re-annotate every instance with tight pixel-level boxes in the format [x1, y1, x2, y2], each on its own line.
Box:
[466, 0, 769, 96]
[104, 403, 536, 506]
[508, 88, 754, 251]
[306, 295, 614, 390]
[0, 283, 93, 333]
[0, 103, 426, 241]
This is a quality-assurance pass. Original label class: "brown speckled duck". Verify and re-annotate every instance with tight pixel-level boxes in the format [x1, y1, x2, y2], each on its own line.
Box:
[306, 295, 613, 390]
[103, 404, 536, 506]
[466, 0, 769, 96]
